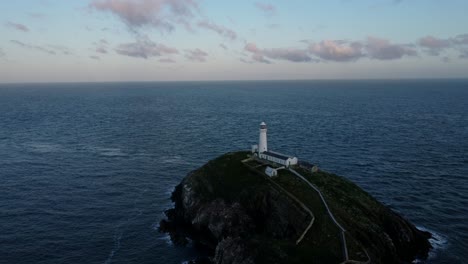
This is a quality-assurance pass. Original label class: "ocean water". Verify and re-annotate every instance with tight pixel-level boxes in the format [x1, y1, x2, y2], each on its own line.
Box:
[0, 80, 466, 264]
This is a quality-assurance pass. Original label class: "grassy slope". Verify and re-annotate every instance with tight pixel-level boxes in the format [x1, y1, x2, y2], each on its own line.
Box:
[294, 166, 398, 261]
[273, 170, 343, 263]
[184, 151, 416, 263]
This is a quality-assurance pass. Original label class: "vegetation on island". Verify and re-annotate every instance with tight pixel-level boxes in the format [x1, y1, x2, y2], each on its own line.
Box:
[159, 151, 431, 264]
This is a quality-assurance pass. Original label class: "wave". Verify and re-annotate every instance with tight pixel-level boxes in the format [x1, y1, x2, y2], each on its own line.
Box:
[104, 230, 123, 264]
[414, 226, 448, 262]
[161, 155, 193, 165]
[157, 233, 174, 247]
[93, 147, 127, 157]
[25, 142, 64, 153]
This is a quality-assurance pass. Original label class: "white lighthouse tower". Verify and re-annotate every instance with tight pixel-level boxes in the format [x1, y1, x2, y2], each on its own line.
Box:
[251, 122, 298, 168]
[258, 122, 268, 153]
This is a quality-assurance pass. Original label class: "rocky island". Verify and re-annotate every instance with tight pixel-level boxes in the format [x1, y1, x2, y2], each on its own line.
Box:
[159, 151, 432, 264]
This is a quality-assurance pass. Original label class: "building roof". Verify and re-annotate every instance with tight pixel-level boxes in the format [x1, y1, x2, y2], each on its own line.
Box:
[262, 151, 293, 160]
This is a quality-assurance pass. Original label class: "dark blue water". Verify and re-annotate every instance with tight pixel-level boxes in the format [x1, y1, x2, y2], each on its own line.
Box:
[0, 80, 467, 264]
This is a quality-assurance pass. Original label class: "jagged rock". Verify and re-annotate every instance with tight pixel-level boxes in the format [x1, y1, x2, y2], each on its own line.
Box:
[214, 237, 255, 264]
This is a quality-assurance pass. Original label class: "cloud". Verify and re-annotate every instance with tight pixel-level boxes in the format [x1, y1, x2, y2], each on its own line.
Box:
[185, 48, 208, 62]
[9, 40, 70, 55]
[197, 20, 236, 40]
[0, 48, 5, 58]
[245, 43, 259, 53]
[90, 55, 100, 60]
[252, 54, 271, 64]
[264, 48, 312, 62]
[11, 39, 53, 53]
[243, 36, 428, 64]
[94, 39, 109, 54]
[267, 23, 280, 29]
[418, 36, 451, 56]
[5, 22, 29, 32]
[29, 13, 45, 19]
[47, 45, 73, 55]
[96, 47, 108, 54]
[255, 2, 276, 15]
[239, 57, 252, 64]
[309, 40, 364, 61]
[453, 34, 468, 45]
[89, 0, 198, 32]
[459, 49, 468, 59]
[219, 43, 228, 50]
[244, 42, 312, 63]
[415, 33, 468, 58]
[159, 58, 176, 63]
[366, 37, 417, 60]
[243, 34, 468, 64]
[115, 37, 178, 59]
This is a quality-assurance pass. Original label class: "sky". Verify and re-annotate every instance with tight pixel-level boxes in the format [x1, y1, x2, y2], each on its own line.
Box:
[1, 0, 468, 82]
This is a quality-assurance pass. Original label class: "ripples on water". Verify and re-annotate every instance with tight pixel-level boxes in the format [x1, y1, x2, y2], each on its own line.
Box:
[0, 80, 466, 264]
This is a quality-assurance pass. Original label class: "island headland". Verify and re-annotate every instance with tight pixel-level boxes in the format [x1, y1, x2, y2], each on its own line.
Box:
[159, 123, 432, 264]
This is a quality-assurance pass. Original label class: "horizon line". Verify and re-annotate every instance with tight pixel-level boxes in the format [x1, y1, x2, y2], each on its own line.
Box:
[1, 77, 468, 85]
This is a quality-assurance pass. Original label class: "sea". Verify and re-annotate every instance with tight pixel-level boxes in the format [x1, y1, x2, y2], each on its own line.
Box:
[0, 80, 466, 264]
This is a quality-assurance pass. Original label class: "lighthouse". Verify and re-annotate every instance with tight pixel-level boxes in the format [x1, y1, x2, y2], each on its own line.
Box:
[258, 122, 268, 153]
[251, 122, 298, 167]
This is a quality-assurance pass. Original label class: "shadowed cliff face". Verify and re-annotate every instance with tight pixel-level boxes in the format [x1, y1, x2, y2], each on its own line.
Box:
[159, 152, 432, 264]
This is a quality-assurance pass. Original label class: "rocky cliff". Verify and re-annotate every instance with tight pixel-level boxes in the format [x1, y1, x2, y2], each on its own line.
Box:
[159, 151, 432, 264]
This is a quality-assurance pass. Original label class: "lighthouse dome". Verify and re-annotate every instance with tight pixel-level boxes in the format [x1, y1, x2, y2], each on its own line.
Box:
[260, 122, 267, 129]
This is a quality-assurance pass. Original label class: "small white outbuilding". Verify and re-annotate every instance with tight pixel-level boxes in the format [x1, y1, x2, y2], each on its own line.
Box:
[265, 166, 278, 177]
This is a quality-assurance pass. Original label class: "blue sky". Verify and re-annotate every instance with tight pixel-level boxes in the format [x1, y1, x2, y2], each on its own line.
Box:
[1, 0, 468, 82]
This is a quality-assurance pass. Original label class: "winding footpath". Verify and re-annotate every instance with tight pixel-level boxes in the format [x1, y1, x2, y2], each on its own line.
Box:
[288, 168, 349, 261]
[241, 159, 315, 245]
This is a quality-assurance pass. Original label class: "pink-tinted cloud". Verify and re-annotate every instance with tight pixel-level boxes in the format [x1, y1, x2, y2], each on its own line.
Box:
[89, 0, 198, 32]
[255, 2, 276, 15]
[116, 37, 178, 59]
[245, 43, 260, 53]
[419, 36, 451, 49]
[310, 40, 364, 61]
[366, 37, 417, 60]
[197, 20, 236, 40]
[185, 48, 208, 62]
[244, 42, 312, 63]
[5, 22, 29, 32]
[418, 36, 451, 56]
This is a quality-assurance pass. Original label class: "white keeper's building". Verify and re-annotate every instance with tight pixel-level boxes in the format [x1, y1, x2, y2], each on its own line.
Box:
[251, 122, 298, 167]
